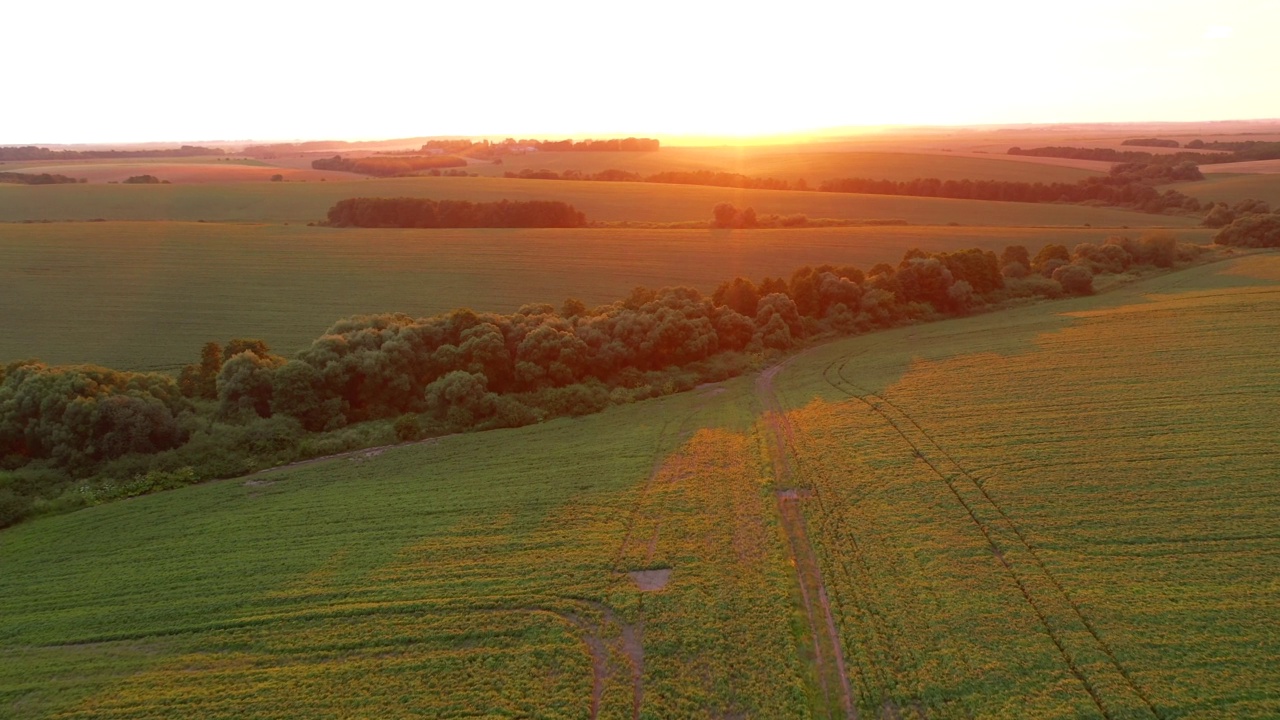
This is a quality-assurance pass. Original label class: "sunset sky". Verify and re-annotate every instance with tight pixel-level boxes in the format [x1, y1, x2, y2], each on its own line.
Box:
[9, 0, 1280, 144]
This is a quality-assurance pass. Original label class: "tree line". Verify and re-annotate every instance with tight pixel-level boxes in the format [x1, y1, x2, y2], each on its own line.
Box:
[323, 197, 588, 228]
[0, 171, 81, 185]
[0, 232, 1208, 528]
[0, 145, 224, 161]
[1008, 142, 1280, 165]
[819, 162, 1205, 214]
[491, 160, 1207, 215]
[311, 155, 468, 176]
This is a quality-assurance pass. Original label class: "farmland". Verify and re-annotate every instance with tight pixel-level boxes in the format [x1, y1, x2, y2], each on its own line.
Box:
[2, 252, 1277, 718]
[469, 148, 1105, 184]
[0, 221, 1215, 370]
[0, 174, 1206, 226]
[1171, 173, 1280, 206]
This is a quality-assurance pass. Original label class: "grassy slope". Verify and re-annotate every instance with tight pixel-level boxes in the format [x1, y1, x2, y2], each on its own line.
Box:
[0, 175, 1201, 226]
[2, 254, 1277, 717]
[0, 222, 1215, 370]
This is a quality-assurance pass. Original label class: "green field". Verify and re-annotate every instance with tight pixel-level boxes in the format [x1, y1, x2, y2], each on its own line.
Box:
[3, 254, 1276, 718]
[0, 221, 1215, 370]
[0, 175, 1202, 226]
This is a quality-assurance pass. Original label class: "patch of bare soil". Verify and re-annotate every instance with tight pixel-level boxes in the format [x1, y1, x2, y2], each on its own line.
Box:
[627, 568, 672, 591]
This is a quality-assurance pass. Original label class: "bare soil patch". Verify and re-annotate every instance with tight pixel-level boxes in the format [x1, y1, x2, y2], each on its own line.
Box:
[627, 568, 672, 591]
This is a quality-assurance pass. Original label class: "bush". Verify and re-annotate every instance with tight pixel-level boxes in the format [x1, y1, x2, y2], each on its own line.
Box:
[1053, 264, 1094, 295]
[394, 414, 421, 442]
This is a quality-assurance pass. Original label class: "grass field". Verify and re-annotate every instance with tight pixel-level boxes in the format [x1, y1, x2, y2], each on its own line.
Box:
[0, 221, 1216, 370]
[0, 174, 1205, 226]
[2, 253, 1276, 718]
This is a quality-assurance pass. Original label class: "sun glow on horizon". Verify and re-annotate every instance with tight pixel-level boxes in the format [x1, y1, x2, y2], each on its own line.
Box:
[6, 0, 1280, 145]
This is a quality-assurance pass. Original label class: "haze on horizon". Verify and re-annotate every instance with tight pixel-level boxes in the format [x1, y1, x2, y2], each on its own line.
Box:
[9, 0, 1280, 145]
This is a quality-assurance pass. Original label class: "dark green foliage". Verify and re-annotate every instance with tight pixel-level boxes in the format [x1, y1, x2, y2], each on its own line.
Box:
[0, 362, 191, 471]
[122, 175, 164, 184]
[325, 197, 587, 228]
[1214, 214, 1280, 248]
[1053, 264, 1095, 295]
[393, 414, 421, 441]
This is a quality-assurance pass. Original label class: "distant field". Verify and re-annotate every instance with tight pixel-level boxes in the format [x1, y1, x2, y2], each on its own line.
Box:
[0, 175, 1205, 226]
[471, 148, 1104, 183]
[0, 221, 1215, 370]
[2, 160, 345, 184]
[3, 255, 1275, 718]
[1171, 173, 1280, 206]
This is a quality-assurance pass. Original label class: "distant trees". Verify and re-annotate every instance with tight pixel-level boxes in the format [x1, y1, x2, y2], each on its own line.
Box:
[1009, 142, 1280, 166]
[711, 203, 758, 228]
[1121, 138, 1181, 148]
[123, 175, 166, 184]
[819, 163, 1205, 215]
[324, 197, 587, 228]
[1202, 198, 1271, 228]
[0, 171, 79, 185]
[311, 155, 468, 176]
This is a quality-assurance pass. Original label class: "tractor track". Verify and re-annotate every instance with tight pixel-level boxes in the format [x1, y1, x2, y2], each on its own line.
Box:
[821, 353, 1162, 720]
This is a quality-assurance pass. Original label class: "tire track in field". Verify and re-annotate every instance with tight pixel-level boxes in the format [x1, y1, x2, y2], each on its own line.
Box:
[759, 355, 859, 720]
[823, 355, 1161, 719]
[776, 346, 961, 718]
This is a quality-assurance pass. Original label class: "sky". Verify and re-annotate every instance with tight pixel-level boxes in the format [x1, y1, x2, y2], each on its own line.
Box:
[8, 0, 1280, 145]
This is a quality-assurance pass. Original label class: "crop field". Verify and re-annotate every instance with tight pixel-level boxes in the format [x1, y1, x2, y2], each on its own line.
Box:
[0, 221, 1216, 370]
[2, 252, 1277, 718]
[768, 254, 1280, 717]
[469, 148, 1104, 184]
[1171, 173, 1280, 206]
[0, 174, 1205, 226]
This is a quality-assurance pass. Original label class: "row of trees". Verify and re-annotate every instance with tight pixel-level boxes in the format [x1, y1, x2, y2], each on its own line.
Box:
[1121, 138, 1181, 148]
[478, 161, 1208, 215]
[323, 197, 588, 228]
[0, 233, 1206, 528]
[0, 171, 80, 185]
[0, 145, 223, 161]
[819, 162, 1205, 214]
[311, 155, 468, 176]
[1009, 143, 1280, 165]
